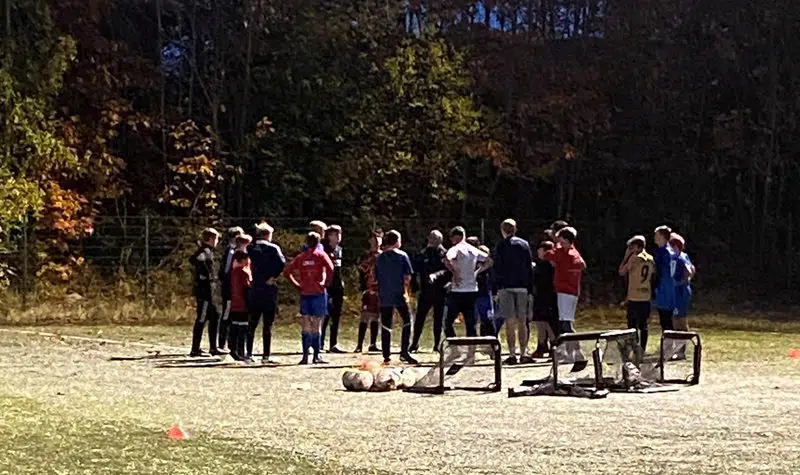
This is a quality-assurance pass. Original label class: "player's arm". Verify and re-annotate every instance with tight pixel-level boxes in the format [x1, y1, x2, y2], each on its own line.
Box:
[283, 256, 302, 289]
[322, 254, 335, 287]
[475, 247, 492, 279]
[444, 248, 461, 285]
[618, 248, 635, 275]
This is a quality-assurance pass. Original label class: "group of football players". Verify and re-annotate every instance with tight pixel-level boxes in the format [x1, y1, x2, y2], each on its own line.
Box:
[187, 219, 694, 365]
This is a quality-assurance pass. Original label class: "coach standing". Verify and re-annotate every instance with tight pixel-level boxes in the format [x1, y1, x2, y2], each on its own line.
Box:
[189, 228, 222, 357]
[247, 222, 286, 363]
[492, 219, 535, 365]
[409, 230, 450, 353]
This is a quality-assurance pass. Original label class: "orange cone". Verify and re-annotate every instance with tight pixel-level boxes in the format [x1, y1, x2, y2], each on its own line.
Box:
[166, 425, 188, 440]
[789, 349, 800, 359]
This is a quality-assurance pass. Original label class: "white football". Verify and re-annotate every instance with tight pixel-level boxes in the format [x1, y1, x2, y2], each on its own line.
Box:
[372, 368, 402, 392]
[342, 370, 374, 392]
[398, 368, 419, 389]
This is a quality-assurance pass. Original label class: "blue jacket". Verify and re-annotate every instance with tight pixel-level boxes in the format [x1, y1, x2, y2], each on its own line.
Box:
[248, 240, 286, 294]
[491, 236, 534, 294]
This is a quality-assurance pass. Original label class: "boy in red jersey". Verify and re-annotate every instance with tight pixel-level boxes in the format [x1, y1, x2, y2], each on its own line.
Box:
[284, 232, 335, 364]
[544, 227, 587, 369]
[227, 250, 253, 361]
[544, 227, 586, 333]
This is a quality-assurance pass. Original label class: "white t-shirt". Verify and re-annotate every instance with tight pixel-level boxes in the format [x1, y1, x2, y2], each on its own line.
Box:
[446, 240, 488, 293]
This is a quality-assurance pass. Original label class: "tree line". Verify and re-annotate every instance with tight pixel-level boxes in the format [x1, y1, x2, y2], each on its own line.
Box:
[1, 1, 799, 303]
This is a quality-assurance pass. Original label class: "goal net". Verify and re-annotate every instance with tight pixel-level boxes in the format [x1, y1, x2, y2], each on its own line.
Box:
[520, 329, 641, 391]
[657, 330, 702, 385]
[406, 336, 502, 394]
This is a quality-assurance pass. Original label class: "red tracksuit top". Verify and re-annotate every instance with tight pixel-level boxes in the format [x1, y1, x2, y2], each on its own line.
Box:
[230, 261, 252, 313]
[283, 248, 334, 295]
[545, 246, 585, 296]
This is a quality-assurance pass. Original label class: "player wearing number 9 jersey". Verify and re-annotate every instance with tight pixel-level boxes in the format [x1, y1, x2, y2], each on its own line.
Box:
[619, 235, 655, 350]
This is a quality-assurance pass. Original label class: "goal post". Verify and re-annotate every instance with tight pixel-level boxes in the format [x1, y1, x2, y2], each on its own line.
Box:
[549, 328, 641, 390]
[659, 330, 702, 385]
[406, 336, 502, 394]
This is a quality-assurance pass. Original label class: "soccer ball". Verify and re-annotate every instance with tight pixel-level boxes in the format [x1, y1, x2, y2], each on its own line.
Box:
[372, 368, 402, 392]
[342, 370, 374, 392]
[397, 368, 419, 389]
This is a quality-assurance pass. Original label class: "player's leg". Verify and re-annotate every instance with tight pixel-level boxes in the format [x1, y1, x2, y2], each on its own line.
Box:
[247, 309, 262, 360]
[462, 292, 478, 337]
[206, 303, 222, 355]
[443, 292, 459, 339]
[498, 290, 517, 363]
[262, 290, 278, 363]
[380, 306, 394, 364]
[310, 293, 328, 364]
[410, 291, 433, 352]
[398, 303, 418, 364]
[218, 299, 231, 350]
[658, 309, 673, 332]
[229, 312, 248, 360]
[299, 313, 311, 365]
[327, 288, 344, 352]
[516, 291, 531, 361]
[432, 292, 446, 352]
[190, 299, 210, 357]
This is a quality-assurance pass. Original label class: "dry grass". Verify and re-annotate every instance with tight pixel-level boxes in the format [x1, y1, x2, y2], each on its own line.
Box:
[0, 314, 799, 475]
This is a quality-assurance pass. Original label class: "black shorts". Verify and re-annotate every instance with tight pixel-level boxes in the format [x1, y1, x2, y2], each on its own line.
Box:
[626, 301, 651, 323]
[230, 311, 249, 324]
[532, 300, 557, 323]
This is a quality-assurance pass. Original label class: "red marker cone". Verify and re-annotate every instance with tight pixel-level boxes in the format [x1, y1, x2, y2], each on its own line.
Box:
[166, 425, 188, 440]
[789, 349, 800, 359]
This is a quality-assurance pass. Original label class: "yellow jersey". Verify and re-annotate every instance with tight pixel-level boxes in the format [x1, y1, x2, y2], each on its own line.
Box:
[627, 251, 654, 302]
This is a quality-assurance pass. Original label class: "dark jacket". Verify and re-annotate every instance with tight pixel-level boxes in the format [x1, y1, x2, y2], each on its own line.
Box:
[533, 258, 558, 317]
[189, 243, 215, 301]
[492, 236, 534, 294]
[218, 244, 237, 300]
[323, 243, 344, 294]
[247, 240, 286, 294]
[413, 245, 450, 294]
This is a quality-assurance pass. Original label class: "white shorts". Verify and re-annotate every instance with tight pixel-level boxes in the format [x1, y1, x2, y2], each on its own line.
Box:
[557, 293, 578, 321]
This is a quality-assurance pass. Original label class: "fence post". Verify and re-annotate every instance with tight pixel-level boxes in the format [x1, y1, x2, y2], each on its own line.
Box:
[480, 218, 485, 244]
[145, 214, 150, 317]
[21, 219, 28, 311]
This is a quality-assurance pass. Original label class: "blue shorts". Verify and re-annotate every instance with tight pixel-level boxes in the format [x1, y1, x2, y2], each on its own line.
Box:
[475, 295, 494, 321]
[674, 287, 692, 318]
[300, 292, 328, 317]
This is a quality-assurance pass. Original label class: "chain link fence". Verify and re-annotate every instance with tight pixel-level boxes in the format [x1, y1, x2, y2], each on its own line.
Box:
[1, 214, 641, 316]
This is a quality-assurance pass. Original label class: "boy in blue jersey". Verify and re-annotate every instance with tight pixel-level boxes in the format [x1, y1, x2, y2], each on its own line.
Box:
[375, 230, 418, 365]
[653, 225, 676, 332]
[669, 233, 695, 331]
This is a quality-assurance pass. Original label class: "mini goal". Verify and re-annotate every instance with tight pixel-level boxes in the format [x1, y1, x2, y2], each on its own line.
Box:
[406, 336, 502, 394]
[657, 330, 702, 385]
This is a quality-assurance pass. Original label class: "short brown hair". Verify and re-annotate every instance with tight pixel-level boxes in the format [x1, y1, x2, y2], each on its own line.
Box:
[201, 228, 220, 242]
[233, 250, 248, 262]
[501, 219, 517, 236]
[227, 226, 244, 240]
[370, 229, 384, 240]
[325, 224, 342, 238]
[557, 227, 577, 243]
[383, 230, 401, 247]
[669, 233, 686, 252]
[235, 234, 253, 246]
[538, 240, 555, 251]
[450, 226, 466, 238]
[305, 232, 321, 249]
[654, 225, 672, 240]
[551, 220, 569, 232]
[627, 235, 646, 248]
[466, 236, 481, 247]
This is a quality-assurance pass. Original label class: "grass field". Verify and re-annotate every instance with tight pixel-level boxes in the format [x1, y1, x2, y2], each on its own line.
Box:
[1, 311, 799, 474]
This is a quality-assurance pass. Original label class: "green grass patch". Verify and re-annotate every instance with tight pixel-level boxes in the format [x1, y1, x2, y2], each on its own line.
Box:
[0, 397, 382, 475]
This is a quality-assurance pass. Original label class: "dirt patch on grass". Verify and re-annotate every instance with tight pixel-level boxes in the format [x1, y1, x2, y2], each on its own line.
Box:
[0, 327, 799, 475]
